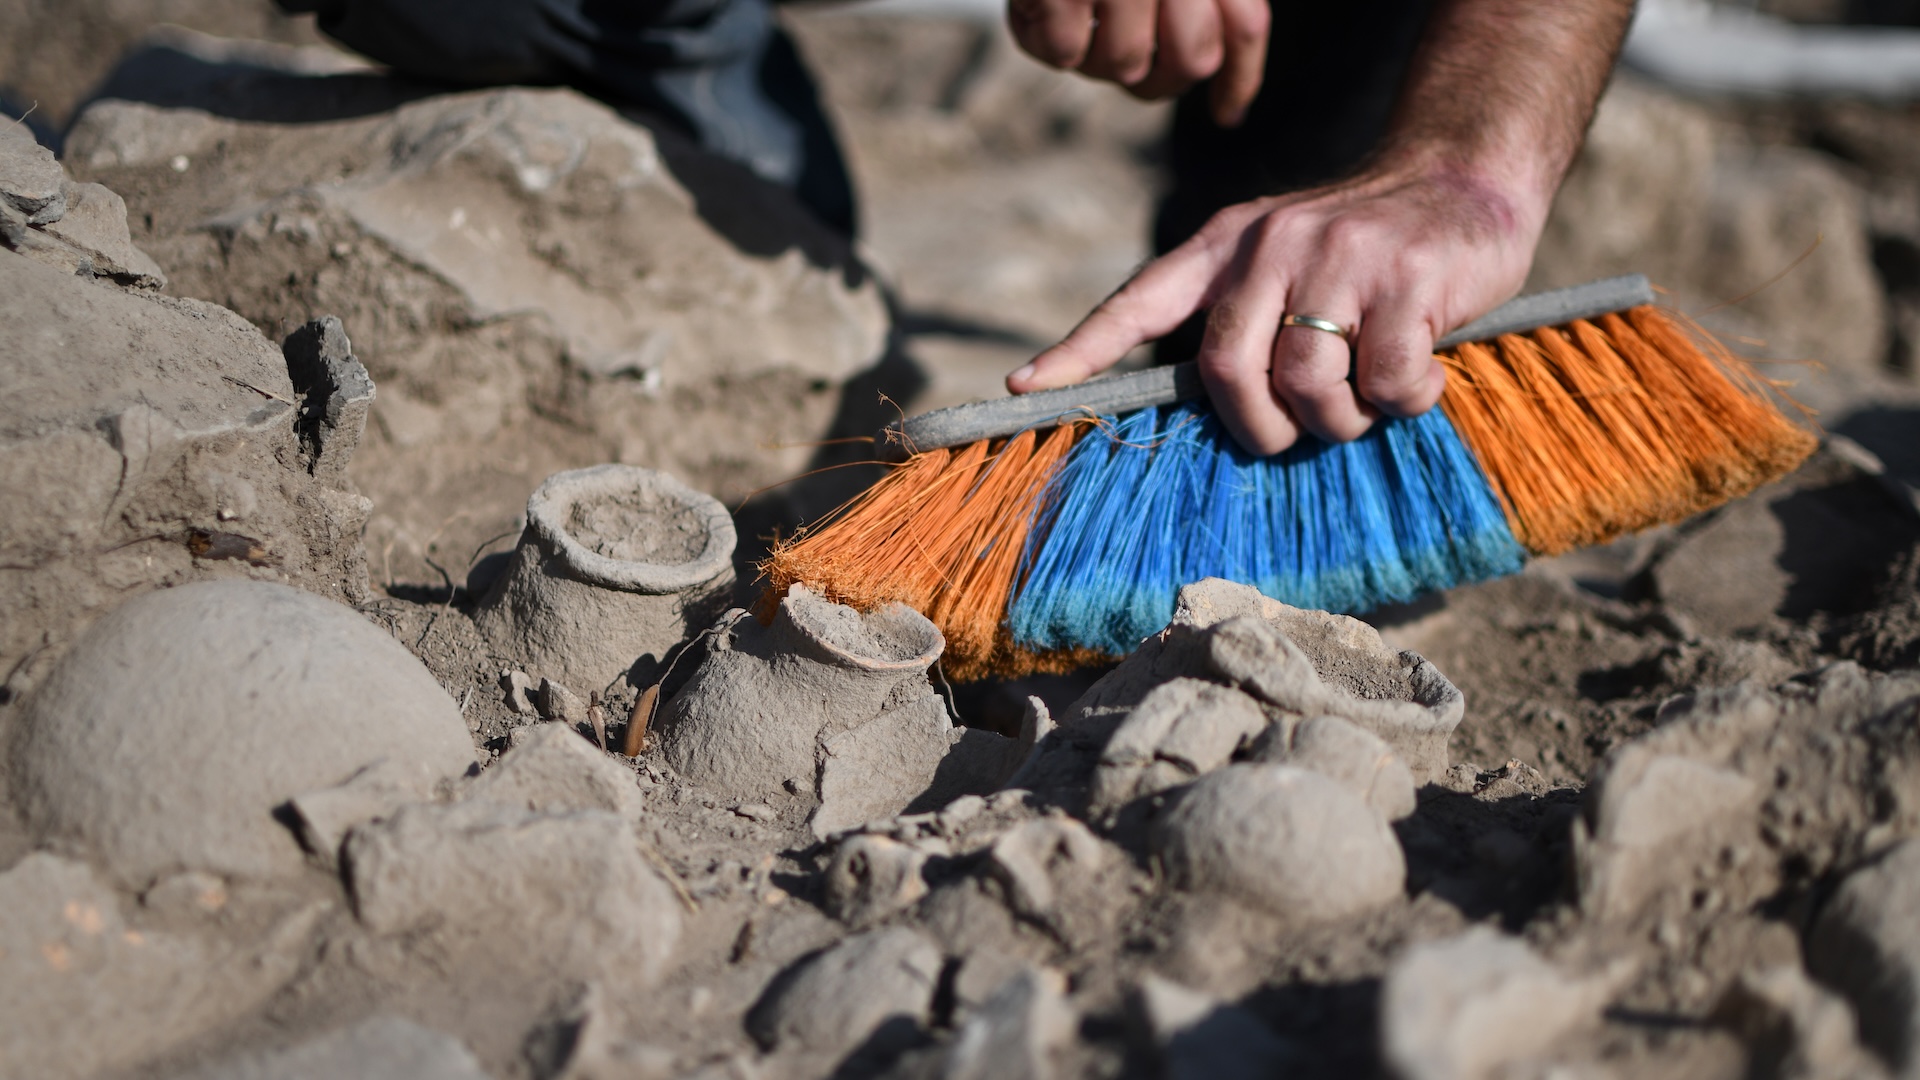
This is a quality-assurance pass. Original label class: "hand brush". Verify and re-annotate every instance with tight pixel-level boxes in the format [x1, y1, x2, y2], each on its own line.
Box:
[764, 275, 1817, 681]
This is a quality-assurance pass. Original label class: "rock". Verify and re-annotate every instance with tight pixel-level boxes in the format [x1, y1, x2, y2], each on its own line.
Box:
[0, 120, 66, 223]
[1151, 764, 1404, 921]
[12, 580, 475, 886]
[1253, 714, 1417, 822]
[65, 63, 893, 588]
[475, 466, 737, 692]
[502, 670, 538, 715]
[189, 1017, 489, 1080]
[40, 181, 166, 286]
[823, 833, 931, 927]
[658, 585, 947, 807]
[1131, 975, 1296, 1080]
[280, 314, 372, 484]
[1087, 678, 1268, 818]
[1203, 610, 1463, 786]
[0, 253, 374, 697]
[467, 721, 645, 820]
[1383, 927, 1623, 1080]
[986, 815, 1110, 926]
[1579, 751, 1762, 920]
[1809, 839, 1920, 1077]
[1531, 79, 1885, 376]
[343, 799, 682, 984]
[288, 759, 427, 872]
[745, 926, 943, 1058]
[0, 853, 320, 1078]
[143, 870, 232, 917]
[538, 678, 590, 727]
[1713, 965, 1888, 1080]
[935, 966, 1075, 1080]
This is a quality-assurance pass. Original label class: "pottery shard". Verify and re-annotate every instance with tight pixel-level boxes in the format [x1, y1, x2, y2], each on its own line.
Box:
[1381, 927, 1619, 1080]
[813, 692, 954, 839]
[746, 926, 943, 1057]
[1088, 678, 1268, 816]
[1809, 839, 1920, 1077]
[1151, 763, 1404, 921]
[344, 799, 681, 985]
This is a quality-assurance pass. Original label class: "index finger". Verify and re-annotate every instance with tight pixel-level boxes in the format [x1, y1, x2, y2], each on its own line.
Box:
[1206, 0, 1268, 126]
[1008, 243, 1225, 393]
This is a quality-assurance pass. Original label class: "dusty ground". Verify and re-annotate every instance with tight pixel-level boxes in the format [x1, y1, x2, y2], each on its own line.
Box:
[6, 3, 1920, 1080]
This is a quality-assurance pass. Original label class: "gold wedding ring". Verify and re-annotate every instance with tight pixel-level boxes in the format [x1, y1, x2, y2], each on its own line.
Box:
[1280, 313, 1350, 341]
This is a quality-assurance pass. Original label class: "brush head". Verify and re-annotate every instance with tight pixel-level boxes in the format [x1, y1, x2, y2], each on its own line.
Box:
[773, 289, 1815, 681]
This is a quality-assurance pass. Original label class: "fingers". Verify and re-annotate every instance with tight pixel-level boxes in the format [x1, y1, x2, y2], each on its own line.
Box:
[1194, 256, 1301, 455]
[1353, 292, 1447, 418]
[1009, 241, 1226, 394]
[1007, 0, 1097, 68]
[1081, 0, 1160, 85]
[1271, 288, 1374, 444]
[1206, 0, 1268, 126]
[1126, 0, 1223, 100]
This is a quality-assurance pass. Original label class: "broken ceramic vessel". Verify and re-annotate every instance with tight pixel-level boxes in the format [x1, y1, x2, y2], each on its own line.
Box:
[654, 584, 947, 806]
[475, 465, 736, 693]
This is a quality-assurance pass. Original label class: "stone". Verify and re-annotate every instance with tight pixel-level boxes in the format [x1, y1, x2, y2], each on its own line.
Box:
[1131, 975, 1296, 1080]
[657, 585, 946, 803]
[12, 580, 475, 886]
[280, 315, 373, 484]
[1809, 839, 1920, 1076]
[1254, 714, 1418, 822]
[0, 853, 321, 1078]
[475, 466, 737, 693]
[0, 253, 373, 698]
[1203, 610, 1463, 786]
[343, 799, 682, 984]
[0, 120, 66, 223]
[1151, 764, 1404, 921]
[987, 816, 1110, 925]
[1713, 965, 1888, 1080]
[467, 721, 645, 821]
[189, 1017, 490, 1080]
[823, 833, 931, 927]
[502, 670, 538, 715]
[935, 966, 1075, 1080]
[1087, 678, 1268, 817]
[64, 69, 892, 589]
[1579, 751, 1761, 920]
[745, 926, 943, 1057]
[1381, 927, 1619, 1080]
[40, 181, 166, 286]
[539, 678, 590, 727]
[288, 759, 426, 872]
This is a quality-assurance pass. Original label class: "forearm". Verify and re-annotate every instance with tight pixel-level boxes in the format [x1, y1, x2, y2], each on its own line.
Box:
[1378, 0, 1637, 232]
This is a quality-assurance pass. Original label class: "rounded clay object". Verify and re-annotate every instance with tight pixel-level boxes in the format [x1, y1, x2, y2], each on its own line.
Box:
[12, 581, 477, 886]
[1152, 763, 1405, 921]
[476, 465, 736, 691]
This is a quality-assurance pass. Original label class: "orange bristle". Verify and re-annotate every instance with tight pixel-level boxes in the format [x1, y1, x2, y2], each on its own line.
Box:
[1439, 305, 1816, 556]
[764, 422, 1086, 680]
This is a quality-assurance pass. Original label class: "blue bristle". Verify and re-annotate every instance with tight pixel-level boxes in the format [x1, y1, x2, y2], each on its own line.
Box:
[1007, 403, 1526, 656]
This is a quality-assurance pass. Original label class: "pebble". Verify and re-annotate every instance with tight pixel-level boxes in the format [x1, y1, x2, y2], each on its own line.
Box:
[823, 834, 929, 927]
[745, 926, 942, 1058]
[1151, 764, 1404, 921]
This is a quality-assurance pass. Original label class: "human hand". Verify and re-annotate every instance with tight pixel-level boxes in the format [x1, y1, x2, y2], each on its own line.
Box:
[1005, 159, 1549, 455]
[1005, 0, 1269, 125]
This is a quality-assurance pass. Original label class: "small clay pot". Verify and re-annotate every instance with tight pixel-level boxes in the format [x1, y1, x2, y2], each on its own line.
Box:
[475, 465, 736, 693]
[655, 584, 946, 801]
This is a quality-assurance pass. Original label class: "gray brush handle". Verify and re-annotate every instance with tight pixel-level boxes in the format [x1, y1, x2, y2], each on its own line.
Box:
[882, 273, 1653, 457]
